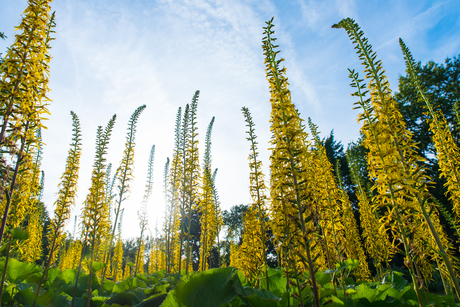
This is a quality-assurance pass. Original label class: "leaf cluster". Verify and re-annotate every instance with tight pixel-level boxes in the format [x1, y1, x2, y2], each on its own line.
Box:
[0, 256, 177, 307]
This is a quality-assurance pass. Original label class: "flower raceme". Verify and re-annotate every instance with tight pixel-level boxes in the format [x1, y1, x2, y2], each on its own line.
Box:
[346, 144, 393, 270]
[400, 39, 460, 227]
[309, 118, 370, 280]
[199, 117, 218, 271]
[241, 106, 271, 289]
[335, 17, 460, 303]
[263, 18, 320, 307]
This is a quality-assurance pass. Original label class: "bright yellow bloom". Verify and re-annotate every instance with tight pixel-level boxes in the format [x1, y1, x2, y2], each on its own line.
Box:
[112, 239, 124, 281]
[123, 264, 131, 279]
[336, 18, 460, 301]
[199, 117, 217, 271]
[263, 18, 320, 306]
[2, 134, 40, 232]
[135, 242, 145, 275]
[14, 129, 43, 262]
[0, 0, 53, 147]
[20, 206, 43, 263]
[241, 106, 270, 287]
[347, 145, 393, 269]
[181, 93, 201, 275]
[59, 240, 82, 270]
[238, 207, 264, 284]
[429, 112, 460, 224]
[80, 116, 116, 249]
[199, 169, 217, 271]
[229, 242, 242, 270]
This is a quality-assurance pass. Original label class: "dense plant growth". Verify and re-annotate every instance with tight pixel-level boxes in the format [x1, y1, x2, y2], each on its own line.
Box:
[1, 1, 460, 306]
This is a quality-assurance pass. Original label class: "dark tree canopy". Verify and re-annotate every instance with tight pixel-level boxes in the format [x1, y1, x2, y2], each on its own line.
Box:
[222, 204, 249, 241]
[323, 131, 356, 204]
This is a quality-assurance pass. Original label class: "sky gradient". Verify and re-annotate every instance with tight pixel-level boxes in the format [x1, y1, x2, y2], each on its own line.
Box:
[1, 0, 459, 239]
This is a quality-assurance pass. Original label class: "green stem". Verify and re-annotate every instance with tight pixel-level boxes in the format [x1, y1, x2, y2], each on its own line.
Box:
[0, 121, 29, 245]
[71, 244, 86, 307]
[0, 242, 12, 306]
[418, 200, 460, 300]
[436, 258, 449, 295]
[87, 247, 95, 307]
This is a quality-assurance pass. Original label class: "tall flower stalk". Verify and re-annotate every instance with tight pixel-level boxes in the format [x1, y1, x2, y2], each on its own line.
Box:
[178, 104, 190, 275]
[309, 118, 370, 280]
[241, 106, 270, 289]
[32, 111, 82, 307]
[165, 107, 182, 274]
[399, 38, 460, 296]
[184, 92, 201, 275]
[78, 114, 116, 307]
[307, 120, 346, 275]
[177, 92, 201, 275]
[103, 105, 146, 279]
[135, 144, 155, 276]
[46, 112, 82, 265]
[346, 142, 393, 276]
[199, 117, 216, 271]
[263, 18, 320, 307]
[0, 0, 55, 246]
[334, 17, 459, 304]
[210, 168, 223, 268]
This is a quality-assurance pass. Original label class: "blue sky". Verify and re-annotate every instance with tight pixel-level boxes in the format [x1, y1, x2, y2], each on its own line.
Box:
[1, 0, 459, 239]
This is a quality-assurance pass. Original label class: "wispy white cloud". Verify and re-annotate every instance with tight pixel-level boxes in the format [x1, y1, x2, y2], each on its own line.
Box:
[335, 0, 356, 18]
[376, 1, 448, 51]
[297, 0, 321, 29]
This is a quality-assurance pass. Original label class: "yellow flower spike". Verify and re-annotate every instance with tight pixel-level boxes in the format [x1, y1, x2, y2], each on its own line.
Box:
[164, 107, 183, 275]
[80, 114, 116, 304]
[199, 117, 218, 272]
[103, 105, 146, 280]
[263, 18, 320, 307]
[399, 38, 460, 294]
[123, 263, 131, 279]
[59, 240, 82, 271]
[112, 239, 124, 281]
[336, 18, 460, 304]
[134, 242, 145, 275]
[347, 143, 393, 273]
[241, 106, 271, 289]
[0, 0, 53, 148]
[176, 93, 202, 276]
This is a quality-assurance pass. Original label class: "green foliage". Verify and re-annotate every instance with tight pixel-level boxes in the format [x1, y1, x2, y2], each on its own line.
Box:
[0, 256, 459, 306]
[0, 257, 176, 307]
[222, 205, 249, 239]
[162, 267, 238, 307]
[162, 267, 283, 307]
[81, 114, 117, 246]
[1, 257, 40, 284]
